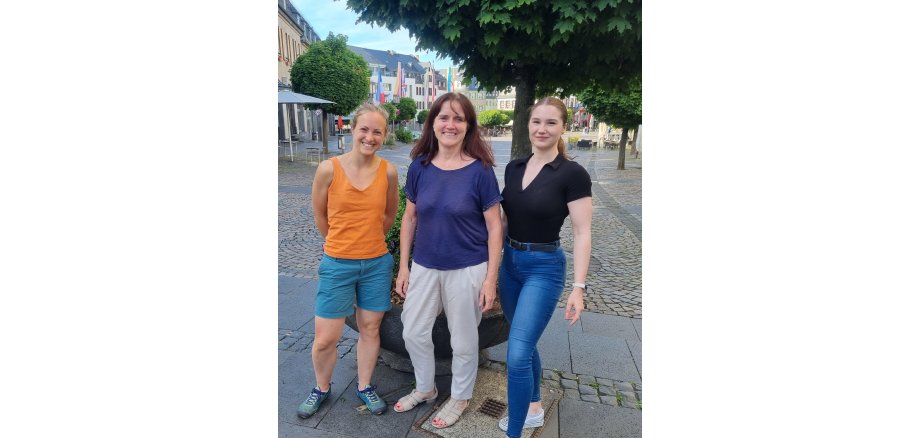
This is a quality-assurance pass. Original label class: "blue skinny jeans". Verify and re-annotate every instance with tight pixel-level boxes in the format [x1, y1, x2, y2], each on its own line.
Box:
[498, 243, 565, 438]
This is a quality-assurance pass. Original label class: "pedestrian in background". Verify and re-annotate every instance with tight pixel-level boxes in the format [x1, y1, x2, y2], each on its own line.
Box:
[392, 93, 503, 429]
[497, 96, 592, 437]
[297, 103, 399, 419]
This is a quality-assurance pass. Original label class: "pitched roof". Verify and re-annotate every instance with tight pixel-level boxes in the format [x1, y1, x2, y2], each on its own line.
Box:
[347, 45, 430, 76]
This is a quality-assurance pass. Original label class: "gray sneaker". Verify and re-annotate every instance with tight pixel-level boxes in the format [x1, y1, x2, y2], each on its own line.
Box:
[297, 385, 331, 418]
[498, 408, 544, 432]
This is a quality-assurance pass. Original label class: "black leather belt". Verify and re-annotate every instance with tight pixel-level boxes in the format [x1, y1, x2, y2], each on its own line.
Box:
[505, 237, 560, 252]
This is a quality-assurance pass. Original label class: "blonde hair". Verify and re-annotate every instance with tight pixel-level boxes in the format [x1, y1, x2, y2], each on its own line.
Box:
[529, 97, 570, 159]
[352, 103, 389, 135]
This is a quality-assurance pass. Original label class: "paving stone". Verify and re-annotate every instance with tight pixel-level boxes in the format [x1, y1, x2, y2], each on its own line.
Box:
[279, 338, 296, 350]
[560, 372, 577, 380]
[530, 308, 582, 372]
[598, 386, 616, 396]
[580, 394, 600, 403]
[542, 370, 559, 381]
[578, 384, 597, 395]
[615, 382, 634, 392]
[560, 379, 578, 390]
[558, 398, 641, 438]
[596, 377, 614, 387]
[570, 334, 640, 382]
[577, 375, 596, 385]
[545, 380, 561, 390]
[563, 389, 581, 399]
[600, 395, 619, 406]
[627, 339, 642, 378]
[621, 391, 638, 406]
[579, 312, 640, 343]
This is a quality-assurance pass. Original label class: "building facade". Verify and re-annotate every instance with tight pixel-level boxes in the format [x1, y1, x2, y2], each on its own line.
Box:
[278, 0, 320, 141]
[347, 46, 448, 113]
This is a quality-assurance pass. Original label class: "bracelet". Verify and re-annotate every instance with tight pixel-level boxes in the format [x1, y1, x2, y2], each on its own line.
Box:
[572, 282, 586, 291]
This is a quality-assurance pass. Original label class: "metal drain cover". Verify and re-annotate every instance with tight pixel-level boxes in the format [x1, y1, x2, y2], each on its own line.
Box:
[478, 398, 506, 418]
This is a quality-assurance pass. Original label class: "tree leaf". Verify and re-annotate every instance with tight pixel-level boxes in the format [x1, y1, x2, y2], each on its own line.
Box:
[484, 32, 502, 46]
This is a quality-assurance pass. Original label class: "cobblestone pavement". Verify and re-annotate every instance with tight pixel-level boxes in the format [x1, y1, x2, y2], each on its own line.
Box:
[278, 135, 642, 317]
[279, 328, 357, 358]
[480, 359, 641, 410]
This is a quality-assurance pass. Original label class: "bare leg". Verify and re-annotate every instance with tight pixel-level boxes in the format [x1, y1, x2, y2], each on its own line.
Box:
[354, 308, 385, 389]
[312, 316, 345, 391]
[528, 401, 542, 415]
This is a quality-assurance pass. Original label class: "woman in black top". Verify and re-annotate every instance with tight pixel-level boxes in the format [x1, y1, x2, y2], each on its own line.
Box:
[497, 97, 592, 438]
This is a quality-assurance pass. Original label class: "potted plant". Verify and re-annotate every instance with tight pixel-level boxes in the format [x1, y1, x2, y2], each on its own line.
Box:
[346, 187, 510, 360]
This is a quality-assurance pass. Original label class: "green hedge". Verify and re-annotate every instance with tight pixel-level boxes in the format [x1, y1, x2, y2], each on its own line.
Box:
[394, 127, 414, 143]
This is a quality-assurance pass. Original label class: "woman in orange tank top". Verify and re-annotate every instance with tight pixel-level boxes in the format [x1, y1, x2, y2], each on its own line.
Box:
[296, 103, 399, 418]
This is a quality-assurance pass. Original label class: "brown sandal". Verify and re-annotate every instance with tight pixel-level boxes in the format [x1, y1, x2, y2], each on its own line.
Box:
[393, 388, 438, 413]
[431, 398, 469, 429]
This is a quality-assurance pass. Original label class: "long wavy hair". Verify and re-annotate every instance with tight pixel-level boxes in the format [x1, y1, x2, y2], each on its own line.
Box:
[530, 96, 571, 159]
[411, 92, 495, 167]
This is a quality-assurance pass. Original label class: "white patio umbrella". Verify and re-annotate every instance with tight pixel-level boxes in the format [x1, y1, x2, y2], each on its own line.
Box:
[278, 90, 334, 161]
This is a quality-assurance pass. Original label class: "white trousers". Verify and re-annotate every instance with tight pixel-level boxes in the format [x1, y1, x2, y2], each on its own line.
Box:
[401, 261, 486, 400]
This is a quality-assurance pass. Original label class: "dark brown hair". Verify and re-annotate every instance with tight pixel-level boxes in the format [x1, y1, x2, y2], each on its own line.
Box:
[529, 96, 571, 159]
[411, 92, 495, 167]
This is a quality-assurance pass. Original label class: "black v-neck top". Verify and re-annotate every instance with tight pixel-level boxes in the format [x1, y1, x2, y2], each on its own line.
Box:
[501, 153, 592, 243]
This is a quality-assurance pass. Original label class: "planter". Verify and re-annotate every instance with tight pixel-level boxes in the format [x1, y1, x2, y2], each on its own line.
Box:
[345, 304, 510, 359]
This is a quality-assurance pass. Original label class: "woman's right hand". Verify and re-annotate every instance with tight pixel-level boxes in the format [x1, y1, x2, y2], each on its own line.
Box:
[394, 266, 410, 298]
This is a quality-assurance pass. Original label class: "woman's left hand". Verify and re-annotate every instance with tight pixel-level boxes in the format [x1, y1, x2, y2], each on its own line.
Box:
[564, 288, 584, 325]
[479, 282, 496, 311]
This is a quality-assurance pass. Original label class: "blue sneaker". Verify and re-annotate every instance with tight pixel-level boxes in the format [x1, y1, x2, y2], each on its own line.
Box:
[297, 385, 331, 418]
[356, 384, 387, 415]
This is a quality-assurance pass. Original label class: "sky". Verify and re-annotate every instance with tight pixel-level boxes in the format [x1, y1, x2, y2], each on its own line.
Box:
[291, 0, 455, 70]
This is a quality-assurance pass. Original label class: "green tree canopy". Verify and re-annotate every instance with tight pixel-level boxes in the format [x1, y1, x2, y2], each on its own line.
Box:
[381, 102, 398, 123]
[291, 33, 370, 152]
[396, 97, 417, 123]
[579, 77, 641, 169]
[416, 109, 429, 125]
[479, 109, 510, 127]
[346, 0, 641, 159]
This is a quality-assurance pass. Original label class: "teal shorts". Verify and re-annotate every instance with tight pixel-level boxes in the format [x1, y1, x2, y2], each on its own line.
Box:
[315, 252, 393, 318]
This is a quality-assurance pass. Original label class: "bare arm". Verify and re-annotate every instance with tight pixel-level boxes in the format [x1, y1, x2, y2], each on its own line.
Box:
[500, 204, 508, 238]
[310, 160, 334, 239]
[480, 203, 503, 311]
[382, 162, 399, 232]
[565, 196, 593, 324]
[394, 200, 417, 298]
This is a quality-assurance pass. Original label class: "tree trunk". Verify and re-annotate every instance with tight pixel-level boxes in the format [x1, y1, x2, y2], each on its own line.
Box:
[628, 128, 636, 154]
[321, 110, 329, 154]
[510, 68, 537, 161]
[618, 127, 629, 170]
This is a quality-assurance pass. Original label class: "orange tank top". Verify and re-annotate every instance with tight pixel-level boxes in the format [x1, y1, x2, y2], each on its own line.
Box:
[323, 156, 390, 259]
